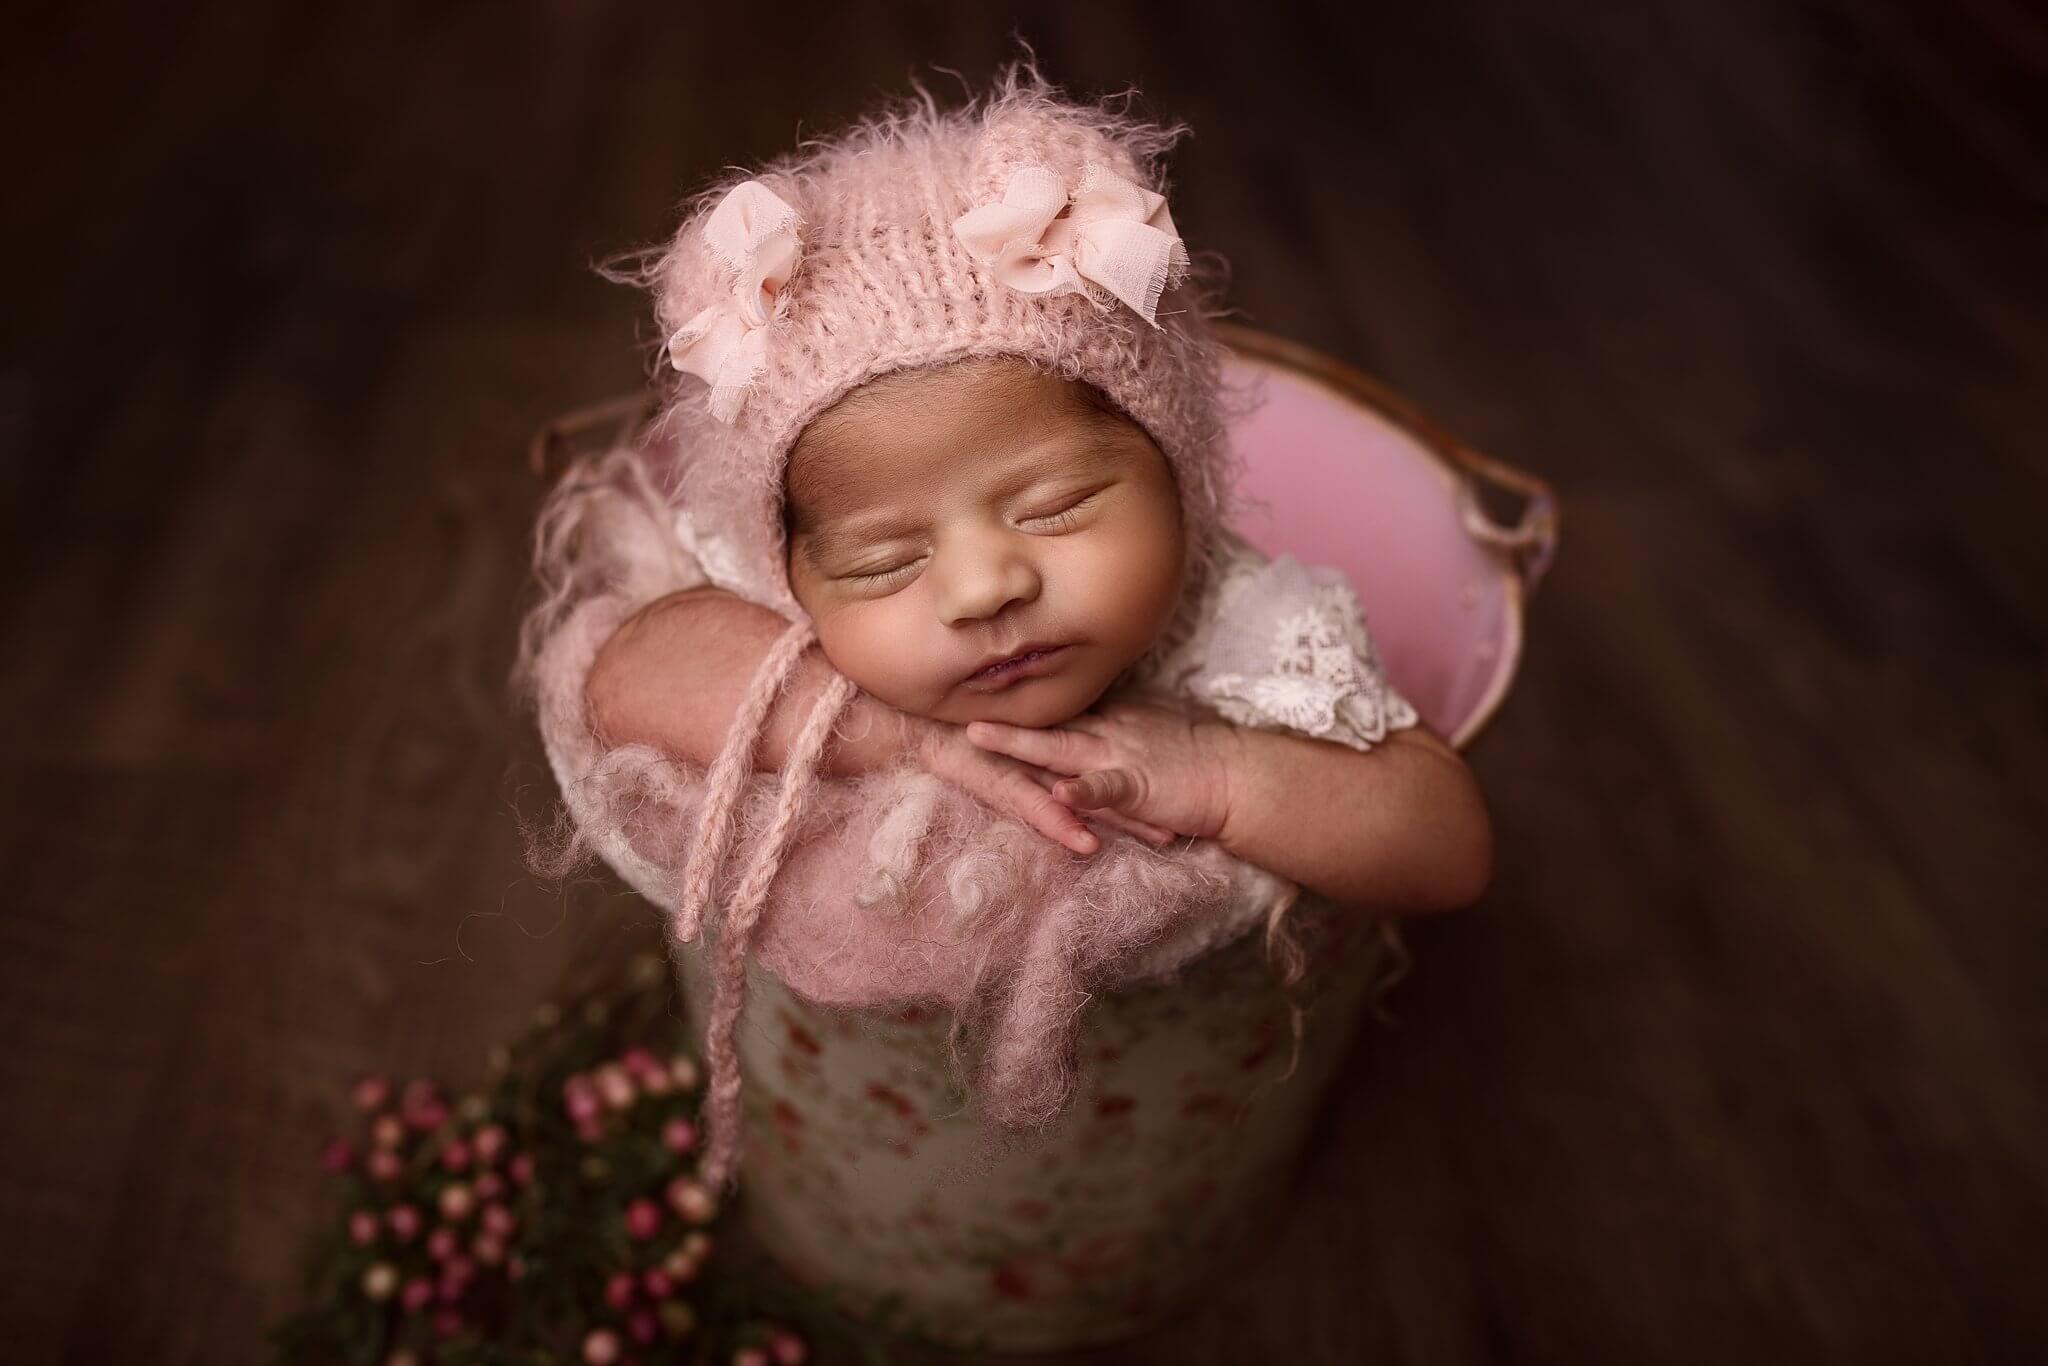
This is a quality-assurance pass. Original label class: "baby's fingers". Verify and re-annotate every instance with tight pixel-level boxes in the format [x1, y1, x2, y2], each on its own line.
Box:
[1053, 768, 1142, 814]
[1000, 767, 1100, 856]
[1020, 767, 1174, 847]
[966, 720, 1096, 775]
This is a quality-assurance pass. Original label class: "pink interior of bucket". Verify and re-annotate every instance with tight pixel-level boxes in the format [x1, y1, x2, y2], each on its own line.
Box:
[1222, 355, 1514, 741]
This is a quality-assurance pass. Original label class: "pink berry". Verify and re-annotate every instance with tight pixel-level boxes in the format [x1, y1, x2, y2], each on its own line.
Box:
[641, 1268, 674, 1300]
[402, 1080, 448, 1129]
[320, 1139, 356, 1174]
[604, 1271, 638, 1310]
[351, 1075, 392, 1113]
[574, 1114, 605, 1145]
[508, 1153, 536, 1186]
[399, 1276, 434, 1313]
[480, 1203, 517, 1239]
[563, 1075, 601, 1123]
[426, 1226, 460, 1262]
[432, 1308, 465, 1339]
[767, 1330, 808, 1366]
[625, 1198, 662, 1240]
[386, 1203, 423, 1242]
[386, 1350, 422, 1366]
[664, 1176, 716, 1224]
[360, 1262, 399, 1301]
[628, 1310, 660, 1345]
[470, 1232, 506, 1266]
[366, 1149, 405, 1183]
[370, 1114, 407, 1150]
[660, 1118, 699, 1155]
[439, 1139, 471, 1173]
[680, 1230, 714, 1261]
[473, 1172, 505, 1202]
[347, 1209, 380, 1246]
[472, 1124, 508, 1166]
[595, 1063, 637, 1110]
[442, 1253, 475, 1285]
[438, 1183, 476, 1222]
[582, 1328, 623, 1365]
[732, 1348, 771, 1366]
[639, 1067, 674, 1097]
[668, 1055, 701, 1090]
[621, 1047, 661, 1079]
[507, 1253, 527, 1281]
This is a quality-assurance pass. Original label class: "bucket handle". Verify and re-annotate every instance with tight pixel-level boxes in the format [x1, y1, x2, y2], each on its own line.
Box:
[527, 394, 652, 484]
[1210, 323, 1558, 599]
[1448, 447, 1559, 596]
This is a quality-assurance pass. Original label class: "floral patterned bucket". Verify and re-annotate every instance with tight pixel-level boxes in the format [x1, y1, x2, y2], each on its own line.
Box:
[671, 327, 1548, 1343]
[676, 896, 1394, 1352]
[538, 326, 1554, 1352]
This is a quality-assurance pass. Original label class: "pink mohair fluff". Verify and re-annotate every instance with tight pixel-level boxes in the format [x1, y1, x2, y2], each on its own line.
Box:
[516, 64, 1337, 1191]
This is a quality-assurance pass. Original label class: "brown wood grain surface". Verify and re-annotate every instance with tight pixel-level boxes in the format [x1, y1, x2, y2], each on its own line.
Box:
[3, 2, 2043, 1361]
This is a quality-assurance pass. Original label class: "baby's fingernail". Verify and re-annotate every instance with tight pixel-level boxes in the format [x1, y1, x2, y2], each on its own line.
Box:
[1073, 831, 1098, 854]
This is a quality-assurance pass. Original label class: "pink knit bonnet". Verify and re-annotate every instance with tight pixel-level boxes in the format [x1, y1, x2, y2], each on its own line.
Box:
[638, 64, 1242, 630]
[622, 67, 1256, 1188]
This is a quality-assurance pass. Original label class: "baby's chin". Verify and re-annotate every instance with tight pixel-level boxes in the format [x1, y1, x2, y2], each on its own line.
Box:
[852, 668, 1112, 730]
[932, 682, 1100, 729]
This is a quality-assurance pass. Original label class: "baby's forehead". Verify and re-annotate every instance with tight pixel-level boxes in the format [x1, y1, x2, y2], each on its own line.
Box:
[785, 358, 1117, 520]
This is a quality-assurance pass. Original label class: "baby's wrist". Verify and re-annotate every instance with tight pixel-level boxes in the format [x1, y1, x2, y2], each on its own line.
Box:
[1204, 719, 1259, 851]
[824, 692, 929, 778]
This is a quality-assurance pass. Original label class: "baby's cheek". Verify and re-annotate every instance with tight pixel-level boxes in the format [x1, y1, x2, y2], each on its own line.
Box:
[815, 607, 929, 712]
[1067, 529, 1182, 652]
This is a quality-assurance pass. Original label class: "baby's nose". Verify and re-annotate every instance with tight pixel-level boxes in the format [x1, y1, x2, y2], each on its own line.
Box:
[936, 547, 1042, 626]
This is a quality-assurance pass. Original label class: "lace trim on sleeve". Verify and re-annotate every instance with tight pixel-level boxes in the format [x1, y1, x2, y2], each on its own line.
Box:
[1188, 551, 1420, 752]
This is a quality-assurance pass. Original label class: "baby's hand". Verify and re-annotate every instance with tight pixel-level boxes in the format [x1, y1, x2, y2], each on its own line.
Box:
[965, 691, 1240, 844]
[915, 723, 1177, 856]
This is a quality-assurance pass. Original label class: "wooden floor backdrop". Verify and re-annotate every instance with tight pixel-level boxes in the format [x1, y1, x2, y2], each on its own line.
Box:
[4, 1, 2043, 1361]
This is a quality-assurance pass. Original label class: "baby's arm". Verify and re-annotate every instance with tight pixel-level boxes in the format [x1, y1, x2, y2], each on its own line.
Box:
[585, 588, 1116, 855]
[1217, 724, 1493, 914]
[588, 587, 910, 778]
[967, 698, 1493, 914]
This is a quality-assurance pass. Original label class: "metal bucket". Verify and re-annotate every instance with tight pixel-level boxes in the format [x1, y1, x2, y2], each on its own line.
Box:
[649, 326, 1556, 1351]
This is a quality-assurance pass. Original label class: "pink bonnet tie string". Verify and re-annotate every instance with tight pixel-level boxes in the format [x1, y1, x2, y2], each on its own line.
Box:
[668, 617, 817, 949]
[665, 612, 861, 1188]
[696, 666, 858, 1190]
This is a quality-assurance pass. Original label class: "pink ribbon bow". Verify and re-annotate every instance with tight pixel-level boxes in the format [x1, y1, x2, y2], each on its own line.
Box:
[952, 162, 1190, 326]
[667, 180, 803, 422]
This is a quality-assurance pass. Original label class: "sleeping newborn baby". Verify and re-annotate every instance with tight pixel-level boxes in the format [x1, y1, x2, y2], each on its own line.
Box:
[595, 351, 1486, 895]
[580, 350, 1491, 1185]
[531, 83, 1492, 1187]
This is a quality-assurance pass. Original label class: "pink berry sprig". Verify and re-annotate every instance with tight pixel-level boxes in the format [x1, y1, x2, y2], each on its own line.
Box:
[282, 954, 836, 1366]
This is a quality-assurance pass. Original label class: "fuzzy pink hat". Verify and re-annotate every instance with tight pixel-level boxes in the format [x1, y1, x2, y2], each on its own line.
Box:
[597, 67, 1275, 1189]
[630, 64, 1245, 631]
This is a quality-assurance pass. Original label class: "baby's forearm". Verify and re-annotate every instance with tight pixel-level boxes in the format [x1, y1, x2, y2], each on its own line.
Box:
[586, 588, 929, 777]
[1217, 726, 1494, 914]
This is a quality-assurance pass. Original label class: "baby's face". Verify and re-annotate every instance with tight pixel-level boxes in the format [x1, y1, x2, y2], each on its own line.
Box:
[786, 358, 1185, 728]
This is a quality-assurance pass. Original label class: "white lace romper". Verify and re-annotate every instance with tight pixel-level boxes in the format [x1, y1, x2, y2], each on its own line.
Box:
[1134, 526, 1420, 753]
